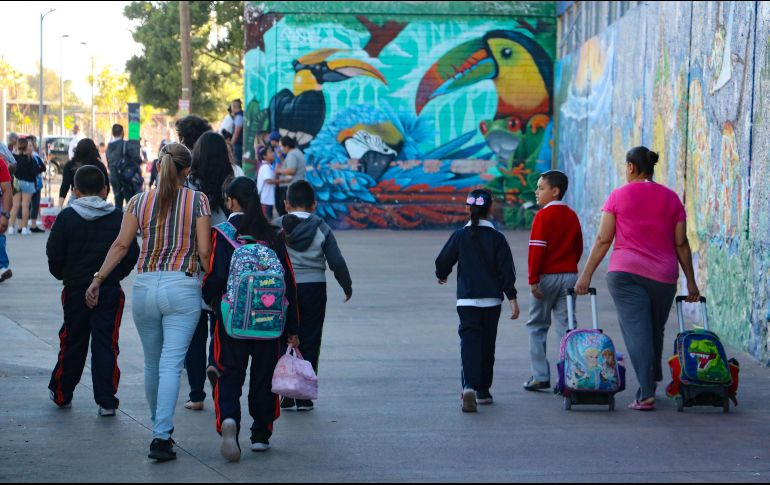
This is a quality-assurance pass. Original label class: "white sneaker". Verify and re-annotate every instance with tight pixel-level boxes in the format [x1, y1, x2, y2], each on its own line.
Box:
[220, 418, 241, 462]
[6, 227, 15, 235]
[250, 441, 271, 452]
[98, 407, 116, 417]
[20, 227, 30, 236]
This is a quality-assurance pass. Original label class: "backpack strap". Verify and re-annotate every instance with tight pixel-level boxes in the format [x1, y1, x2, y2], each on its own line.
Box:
[213, 222, 243, 249]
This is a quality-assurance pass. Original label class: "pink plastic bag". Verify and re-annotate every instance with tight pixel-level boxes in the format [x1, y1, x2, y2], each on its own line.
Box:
[271, 347, 318, 400]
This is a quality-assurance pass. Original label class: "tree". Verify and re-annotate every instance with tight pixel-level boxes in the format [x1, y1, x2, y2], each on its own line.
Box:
[91, 66, 136, 126]
[124, 1, 243, 120]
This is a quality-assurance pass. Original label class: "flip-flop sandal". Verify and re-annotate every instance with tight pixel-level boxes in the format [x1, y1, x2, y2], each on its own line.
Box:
[628, 400, 655, 411]
[184, 401, 204, 411]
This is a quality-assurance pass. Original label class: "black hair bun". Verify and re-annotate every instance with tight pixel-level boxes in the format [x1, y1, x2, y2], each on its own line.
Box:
[647, 150, 659, 165]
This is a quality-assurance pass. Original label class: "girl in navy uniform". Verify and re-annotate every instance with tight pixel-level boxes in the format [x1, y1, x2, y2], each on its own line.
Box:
[435, 189, 520, 412]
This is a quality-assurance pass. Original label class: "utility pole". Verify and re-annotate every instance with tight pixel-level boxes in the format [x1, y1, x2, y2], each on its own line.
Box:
[179, 1, 192, 114]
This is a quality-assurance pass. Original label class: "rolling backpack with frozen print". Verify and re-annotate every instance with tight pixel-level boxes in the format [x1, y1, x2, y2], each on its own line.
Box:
[215, 222, 288, 340]
[555, 288, 626, 411]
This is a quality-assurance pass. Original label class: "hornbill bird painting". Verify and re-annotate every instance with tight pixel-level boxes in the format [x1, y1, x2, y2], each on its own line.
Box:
[269, 49, 387, 148]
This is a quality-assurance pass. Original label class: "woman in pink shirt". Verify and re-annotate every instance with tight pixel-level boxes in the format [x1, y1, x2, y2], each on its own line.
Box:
[575, 146, 700, 411]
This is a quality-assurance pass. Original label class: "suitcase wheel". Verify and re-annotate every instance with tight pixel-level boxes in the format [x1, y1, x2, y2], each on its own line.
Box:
[723, 397, 730, 414]
[676, 397, 684, 413]
[564, 396, 572, 411]
[608, 395, 615, 412]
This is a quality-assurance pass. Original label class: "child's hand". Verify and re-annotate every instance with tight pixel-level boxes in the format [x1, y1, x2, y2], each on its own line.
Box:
[287, 334, 300, 348]
[509, 299, 520, 320]
[437, 278, 448, 285]
[531, 284, 545, 300]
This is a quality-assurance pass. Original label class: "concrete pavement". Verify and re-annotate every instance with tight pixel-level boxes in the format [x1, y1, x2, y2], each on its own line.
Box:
[0, 229, 768, 482]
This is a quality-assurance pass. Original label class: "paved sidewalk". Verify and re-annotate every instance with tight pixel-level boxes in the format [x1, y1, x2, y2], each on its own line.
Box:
[0, 230, 768, 482]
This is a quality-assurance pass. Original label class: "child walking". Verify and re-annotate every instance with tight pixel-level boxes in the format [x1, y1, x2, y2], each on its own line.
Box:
[435, 189, 519, 412]
[275, 180, 352, 412]
[524, 170, 583, 391]
[256, 145, 277, 219]
[47, 165, 139, 414]
[203, 176, 300, 462]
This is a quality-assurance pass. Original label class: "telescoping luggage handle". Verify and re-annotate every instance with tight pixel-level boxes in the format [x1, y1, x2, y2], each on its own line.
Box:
[675, 296, 709, 333]
[566, 288, 599, 331]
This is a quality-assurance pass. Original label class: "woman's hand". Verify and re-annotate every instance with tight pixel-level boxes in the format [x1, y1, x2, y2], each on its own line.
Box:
[437, 278, 447, 285]
[509, 299, 520, 320]
[85, 280, 100, 309]
[686, 280, 701, 303]
[287, 334, 300, 348]
[575, 273, 592, 295]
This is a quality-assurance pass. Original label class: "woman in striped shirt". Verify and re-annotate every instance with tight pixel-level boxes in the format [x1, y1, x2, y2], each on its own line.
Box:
[86, 142, 212, 462]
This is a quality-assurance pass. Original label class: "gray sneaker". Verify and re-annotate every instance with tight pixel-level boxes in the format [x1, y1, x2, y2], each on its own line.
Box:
[523, 377, 551, 392]
[461, 388, 477, 413]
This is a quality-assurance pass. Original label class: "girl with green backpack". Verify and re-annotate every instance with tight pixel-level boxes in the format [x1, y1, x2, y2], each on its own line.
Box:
[202, 176, 300, 462]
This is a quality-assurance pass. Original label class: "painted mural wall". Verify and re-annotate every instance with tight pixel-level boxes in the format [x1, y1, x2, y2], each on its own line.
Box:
[556, 1, 769, 364]
[243, 1, 555, 229]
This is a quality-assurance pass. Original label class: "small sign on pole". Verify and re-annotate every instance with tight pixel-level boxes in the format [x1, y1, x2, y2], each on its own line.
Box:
[178, 99, 190, 117]
[128, 102, 141, 141]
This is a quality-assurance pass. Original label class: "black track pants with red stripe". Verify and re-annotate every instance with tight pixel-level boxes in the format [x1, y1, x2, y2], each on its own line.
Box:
[48, 286, 125, 409]
[213, 319, 281, 441]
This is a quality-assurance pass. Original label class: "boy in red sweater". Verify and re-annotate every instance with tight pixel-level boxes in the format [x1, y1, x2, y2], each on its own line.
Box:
[524, 171, 583, 391]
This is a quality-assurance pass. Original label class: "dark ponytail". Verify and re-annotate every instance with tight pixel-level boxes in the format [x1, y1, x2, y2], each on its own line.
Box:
[466, 188, 493, 238]
[226, 176, 276, 246]
[626, 146, 659, 177]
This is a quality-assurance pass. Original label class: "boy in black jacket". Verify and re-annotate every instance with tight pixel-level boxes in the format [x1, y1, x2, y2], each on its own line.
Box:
[435, 189, 519, 413]
[47, 166, 139, 416]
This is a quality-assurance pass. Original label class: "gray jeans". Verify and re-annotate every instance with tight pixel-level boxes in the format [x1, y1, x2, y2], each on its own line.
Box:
[606, 271, 677, 401]
[526, 273, 578, 382]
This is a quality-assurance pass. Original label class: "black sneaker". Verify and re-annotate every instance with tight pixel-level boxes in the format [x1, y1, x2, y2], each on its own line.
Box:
[30, 227, 45, 233]
[296, 400, 314, 412]
[206, 365, 221, 390]
[476, 390, 494, 405]
[148, 438, 177, 461]
[280, 396, 296, 410]
[523, 377, 551, 392]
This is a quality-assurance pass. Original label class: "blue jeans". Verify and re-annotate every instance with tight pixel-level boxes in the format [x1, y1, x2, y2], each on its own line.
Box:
[132, 272, 202, 440]
[0, 234, 8, 268]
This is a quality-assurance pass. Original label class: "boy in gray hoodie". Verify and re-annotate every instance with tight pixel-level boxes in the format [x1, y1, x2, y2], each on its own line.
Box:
[46, 166, 139, 415]
[276, 180, 352, 411]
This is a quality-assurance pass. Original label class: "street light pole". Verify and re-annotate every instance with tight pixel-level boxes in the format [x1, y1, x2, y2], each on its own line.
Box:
[38, 8, 55, 145]
[60, 34, 69, 136]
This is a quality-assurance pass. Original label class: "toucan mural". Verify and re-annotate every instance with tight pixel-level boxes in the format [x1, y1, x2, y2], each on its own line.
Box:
[244, 2, 555, 229]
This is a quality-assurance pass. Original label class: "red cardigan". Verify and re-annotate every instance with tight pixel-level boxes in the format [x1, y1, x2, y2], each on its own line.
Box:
[528, 202, 584, 285]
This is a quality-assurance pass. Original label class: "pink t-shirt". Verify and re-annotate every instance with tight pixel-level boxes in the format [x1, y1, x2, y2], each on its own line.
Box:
[602, 181, 686, 284]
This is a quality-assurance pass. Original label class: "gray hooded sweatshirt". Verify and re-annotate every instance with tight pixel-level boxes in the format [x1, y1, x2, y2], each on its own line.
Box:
[277, 212, 352, 294]
[71, 196, 116, 221]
